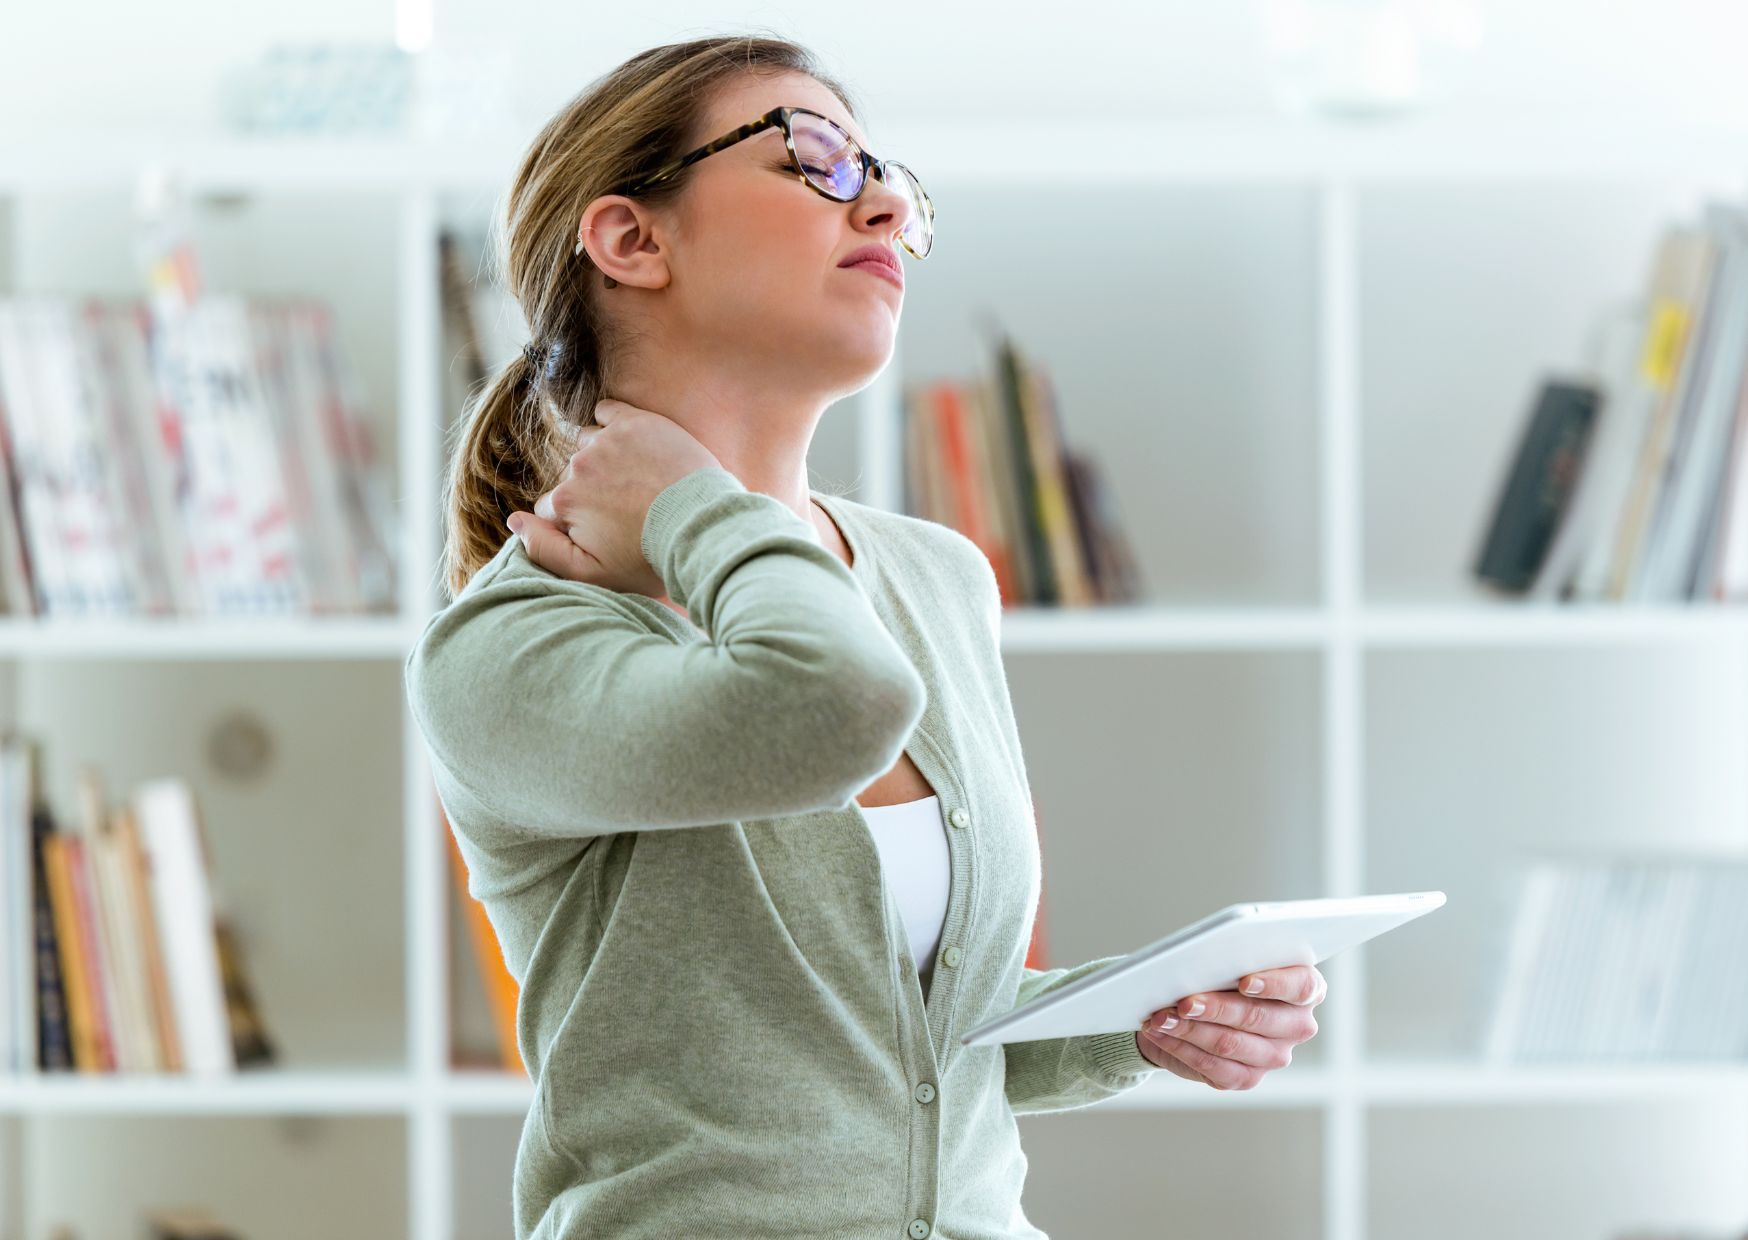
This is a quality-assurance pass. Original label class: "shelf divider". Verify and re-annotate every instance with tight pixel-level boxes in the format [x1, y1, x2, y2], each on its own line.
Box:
[1320, 174, 1366, 1240]
[400, 185, 452, 1240]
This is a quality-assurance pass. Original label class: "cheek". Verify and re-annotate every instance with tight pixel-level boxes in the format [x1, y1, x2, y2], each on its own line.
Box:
[681, 188, 880, 343]
[733, 237, 850, 330]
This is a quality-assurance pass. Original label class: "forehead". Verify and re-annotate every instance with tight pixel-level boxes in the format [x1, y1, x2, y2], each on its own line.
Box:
[697, 71, 870, 151]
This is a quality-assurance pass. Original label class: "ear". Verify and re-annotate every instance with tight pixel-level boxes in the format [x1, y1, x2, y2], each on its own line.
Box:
[576, 196, 671, 291]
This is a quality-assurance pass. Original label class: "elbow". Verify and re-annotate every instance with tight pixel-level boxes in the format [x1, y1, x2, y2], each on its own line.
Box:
[795, 646, 928, 806]
[857, 646, 929, 748]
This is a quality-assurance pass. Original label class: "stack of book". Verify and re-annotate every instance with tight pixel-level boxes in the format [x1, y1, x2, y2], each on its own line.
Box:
[0, 294, 398, 618]
[0, 734, 275, 1075]
[1477, 199, 1748, 602]
[899, 329, 1142, 609]
[1482, 852, 1748, 1064]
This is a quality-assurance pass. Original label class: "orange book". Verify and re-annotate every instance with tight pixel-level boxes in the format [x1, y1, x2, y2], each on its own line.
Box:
[64, 834, 117, 1072]
[935, 382, 1021, 608]
[442, 803, 524, 1076]
[42, 835, 98, 1071]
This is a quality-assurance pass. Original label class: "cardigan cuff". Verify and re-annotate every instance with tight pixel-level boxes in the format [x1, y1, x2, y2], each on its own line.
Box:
[638, 466, 760, 613]
[1086, 1029, 1160, 1082]
[640, 467, 747, 571]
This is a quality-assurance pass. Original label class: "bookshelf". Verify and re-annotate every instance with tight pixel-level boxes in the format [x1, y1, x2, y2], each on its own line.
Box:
[3, 113, 1748, 1240]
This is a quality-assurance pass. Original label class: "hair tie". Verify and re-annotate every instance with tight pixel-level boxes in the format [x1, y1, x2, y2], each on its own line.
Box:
[522, 340, 547, 371]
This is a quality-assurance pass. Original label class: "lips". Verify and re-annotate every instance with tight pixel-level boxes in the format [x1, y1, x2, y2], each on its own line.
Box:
[838, 245, 903, 288]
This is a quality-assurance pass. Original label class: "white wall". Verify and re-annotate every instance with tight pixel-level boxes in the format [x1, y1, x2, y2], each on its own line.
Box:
[5, 2, 1748, 141]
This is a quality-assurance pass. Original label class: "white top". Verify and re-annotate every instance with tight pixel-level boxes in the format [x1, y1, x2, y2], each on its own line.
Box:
[857, 793, 951, 984]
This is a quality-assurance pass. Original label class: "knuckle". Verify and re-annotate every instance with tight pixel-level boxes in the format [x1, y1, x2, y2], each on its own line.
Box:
[1240, 1003, 1268, 1032]
[1212, 1030, 1243, 1060]
[1302, 1015, 1320, 1040]
[1273, 1045, 1294, 1070]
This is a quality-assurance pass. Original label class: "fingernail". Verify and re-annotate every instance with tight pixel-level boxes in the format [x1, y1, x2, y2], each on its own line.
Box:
[1243, 977, 1264, 995]
[1183, 998, 1206, 1018]
[507, 513, 525, 534]
[1155, 1014, 1179, 1033]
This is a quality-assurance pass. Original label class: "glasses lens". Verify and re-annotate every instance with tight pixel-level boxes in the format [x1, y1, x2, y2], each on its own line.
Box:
[789, 112, 934, 259]
[883, 163, 933, 259]
[791, 111, 864, 200]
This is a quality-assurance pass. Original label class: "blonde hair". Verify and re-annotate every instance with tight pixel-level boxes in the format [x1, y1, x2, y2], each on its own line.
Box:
[439, 33, 862, 598]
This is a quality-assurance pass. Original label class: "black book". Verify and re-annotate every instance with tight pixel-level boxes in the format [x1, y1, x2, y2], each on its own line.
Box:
[31, 801, 72, 1071]
[1475, 379, 1601, 594]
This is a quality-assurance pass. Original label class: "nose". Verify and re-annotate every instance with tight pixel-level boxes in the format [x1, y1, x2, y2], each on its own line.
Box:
[854, 166, 917, 245]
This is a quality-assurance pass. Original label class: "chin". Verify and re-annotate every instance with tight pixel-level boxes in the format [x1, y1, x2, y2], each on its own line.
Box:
[846, 333, 898, 385]
[816, 344, 896, 403]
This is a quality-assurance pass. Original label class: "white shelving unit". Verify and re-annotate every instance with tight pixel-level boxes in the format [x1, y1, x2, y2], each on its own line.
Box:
[3, 113, 1748, 1239]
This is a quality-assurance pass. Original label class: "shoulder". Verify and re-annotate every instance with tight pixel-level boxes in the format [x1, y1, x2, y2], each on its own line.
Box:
[447, 534, 655, 617]
[408, 536, 659, 678]
[827, 494, 999, 602]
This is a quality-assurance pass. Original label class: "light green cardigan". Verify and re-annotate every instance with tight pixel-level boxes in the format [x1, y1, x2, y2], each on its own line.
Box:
[404, 465, 1159, 1240]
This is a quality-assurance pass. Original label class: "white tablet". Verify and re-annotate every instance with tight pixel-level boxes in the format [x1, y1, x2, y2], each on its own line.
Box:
[960, 890, 1446, 1047]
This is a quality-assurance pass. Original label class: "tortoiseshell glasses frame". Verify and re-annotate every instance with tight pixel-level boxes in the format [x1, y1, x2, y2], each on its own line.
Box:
[609, 105, 934, 260]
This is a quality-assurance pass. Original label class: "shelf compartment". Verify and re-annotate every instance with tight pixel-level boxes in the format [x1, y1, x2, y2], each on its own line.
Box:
[1368, 1102, 1748, 1240]
[1364, 645, 1748, 1062]
[11, 1112, 405, 1239]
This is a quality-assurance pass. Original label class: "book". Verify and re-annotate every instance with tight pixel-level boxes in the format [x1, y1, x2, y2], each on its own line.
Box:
[1633, 204, 1748, 600]
[443, 800, 523, 1075]
[3, 731, 277, 1077]
[1474, 378, 1601, 593]
[898, 326, 1142, 608]
[0, 295, 399, 617]
[1529, 301, 1649, 600]
[1497, 199, 1748, 604]
[131, 778, 236, 1075]
[1606, 225, 1725, 598]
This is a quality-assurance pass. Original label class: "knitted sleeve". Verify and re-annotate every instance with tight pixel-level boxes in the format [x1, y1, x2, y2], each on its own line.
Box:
[405, 466, 927, 839]
[1002, 955, 1161, 1115]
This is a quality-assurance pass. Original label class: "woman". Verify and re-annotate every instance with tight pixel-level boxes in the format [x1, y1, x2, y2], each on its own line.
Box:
[406, 34, 1324, 1240]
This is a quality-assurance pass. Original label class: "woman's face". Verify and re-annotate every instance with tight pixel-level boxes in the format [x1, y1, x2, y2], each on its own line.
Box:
[589, 71, 920, 401]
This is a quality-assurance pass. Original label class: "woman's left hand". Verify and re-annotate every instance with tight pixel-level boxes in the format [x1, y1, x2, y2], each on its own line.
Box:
[1134, 965, 1325, 1091]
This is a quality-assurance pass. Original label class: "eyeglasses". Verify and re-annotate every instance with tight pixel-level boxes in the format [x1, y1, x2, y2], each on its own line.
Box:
[616, 105, 934, 260]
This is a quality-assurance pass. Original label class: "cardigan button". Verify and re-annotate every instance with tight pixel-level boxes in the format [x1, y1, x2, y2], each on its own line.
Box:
[909, 1219, 932, 1238]
[941, 945, 962, 968]
[914, 1081, 936, 1104]
[948, 807, 969, 828]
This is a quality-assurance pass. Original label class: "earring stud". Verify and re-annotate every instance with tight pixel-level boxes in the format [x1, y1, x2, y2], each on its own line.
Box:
[575, 224, 617, 287]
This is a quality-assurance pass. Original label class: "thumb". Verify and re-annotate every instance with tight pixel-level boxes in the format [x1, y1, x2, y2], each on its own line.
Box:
[507, 511, 603, 584]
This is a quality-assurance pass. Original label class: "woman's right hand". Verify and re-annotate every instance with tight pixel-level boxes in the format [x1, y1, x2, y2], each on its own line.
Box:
[507, 398, 722, 596]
